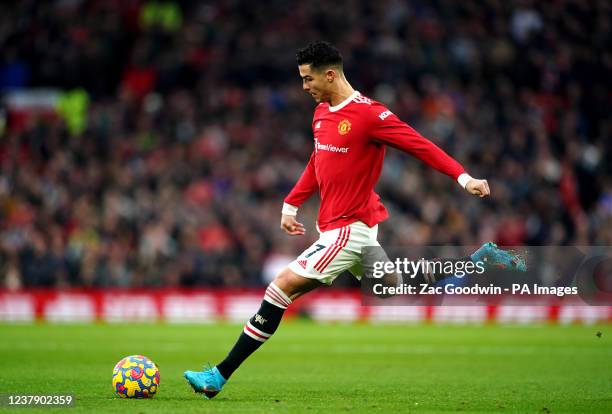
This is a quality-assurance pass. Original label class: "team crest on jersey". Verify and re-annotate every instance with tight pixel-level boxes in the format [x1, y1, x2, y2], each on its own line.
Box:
[338, 119, 351, 135]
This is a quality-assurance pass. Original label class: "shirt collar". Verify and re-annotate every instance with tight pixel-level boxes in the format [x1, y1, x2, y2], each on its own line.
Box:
[329, 90, 360, 112]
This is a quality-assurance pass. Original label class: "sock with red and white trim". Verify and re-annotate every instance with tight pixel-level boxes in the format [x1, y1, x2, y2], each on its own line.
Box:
[216, 282, 291, 380]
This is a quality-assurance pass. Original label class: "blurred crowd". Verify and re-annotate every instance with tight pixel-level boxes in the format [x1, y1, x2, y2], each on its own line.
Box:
[0, 0, 610, 289]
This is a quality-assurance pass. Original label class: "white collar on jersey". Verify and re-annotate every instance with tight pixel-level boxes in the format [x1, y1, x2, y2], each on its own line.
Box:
[328, 90, 360, 112]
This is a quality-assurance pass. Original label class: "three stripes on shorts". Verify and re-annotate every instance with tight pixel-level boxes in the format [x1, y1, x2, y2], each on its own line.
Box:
[314, 226, 350, 272]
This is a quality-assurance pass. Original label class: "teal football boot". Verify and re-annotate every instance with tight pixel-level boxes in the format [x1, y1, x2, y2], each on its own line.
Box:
[470, 242, 527, 272]
[184, 365, 227, 399]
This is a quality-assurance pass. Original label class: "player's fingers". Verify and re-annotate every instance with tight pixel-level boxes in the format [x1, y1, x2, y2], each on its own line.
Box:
[479, 181, 489, 197]
[282, 222, 305, 235]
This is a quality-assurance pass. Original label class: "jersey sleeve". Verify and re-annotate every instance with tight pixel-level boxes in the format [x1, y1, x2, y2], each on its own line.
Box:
[284, 150, 318, 207]
[368, 104, 465, 180]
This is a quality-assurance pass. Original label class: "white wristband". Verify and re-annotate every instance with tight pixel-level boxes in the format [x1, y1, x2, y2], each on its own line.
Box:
[282, 203, 298, 216]
[457, 173, 473, 189]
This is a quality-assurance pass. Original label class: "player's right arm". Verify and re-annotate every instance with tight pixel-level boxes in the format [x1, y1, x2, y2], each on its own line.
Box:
[281, 151, 318, 235]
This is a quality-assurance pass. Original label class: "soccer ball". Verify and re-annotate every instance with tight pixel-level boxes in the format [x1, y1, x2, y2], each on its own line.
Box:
[112, 355, 160, 398]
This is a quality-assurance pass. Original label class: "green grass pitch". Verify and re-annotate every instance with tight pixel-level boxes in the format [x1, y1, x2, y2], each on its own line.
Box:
[0, 321, 611, 413]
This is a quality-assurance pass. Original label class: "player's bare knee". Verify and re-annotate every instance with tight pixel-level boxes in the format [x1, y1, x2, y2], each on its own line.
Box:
[273, 267, 321, 300]
[272, 268, 301, 297]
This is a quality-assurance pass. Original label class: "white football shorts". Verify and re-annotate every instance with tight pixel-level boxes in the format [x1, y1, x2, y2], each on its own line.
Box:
[288, 221, 380, 285]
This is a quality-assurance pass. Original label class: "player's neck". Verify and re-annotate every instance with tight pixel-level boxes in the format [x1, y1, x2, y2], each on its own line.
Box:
[328, 80, 355, 107]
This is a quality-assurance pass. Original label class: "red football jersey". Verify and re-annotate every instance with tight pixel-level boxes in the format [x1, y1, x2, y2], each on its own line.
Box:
[284, 91, 466, 232]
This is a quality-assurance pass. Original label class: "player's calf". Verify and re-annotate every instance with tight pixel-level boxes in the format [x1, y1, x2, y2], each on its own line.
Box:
[184, 282, 293, 398]
[216, 282, 292, 380]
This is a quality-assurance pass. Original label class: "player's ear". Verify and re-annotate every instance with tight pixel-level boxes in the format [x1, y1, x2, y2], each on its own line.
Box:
[325, 69, 336, 83]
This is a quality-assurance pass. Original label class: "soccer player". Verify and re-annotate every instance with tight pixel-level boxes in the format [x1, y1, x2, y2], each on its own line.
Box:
[184, 41, 524, 398]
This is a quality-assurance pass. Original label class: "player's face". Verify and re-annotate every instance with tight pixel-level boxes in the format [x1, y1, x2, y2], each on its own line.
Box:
[299, 64, 331, 103]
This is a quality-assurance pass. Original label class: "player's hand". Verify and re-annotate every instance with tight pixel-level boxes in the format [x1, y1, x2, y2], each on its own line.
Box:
[280, 214, 306, 236]
[465, 178, 490, 198]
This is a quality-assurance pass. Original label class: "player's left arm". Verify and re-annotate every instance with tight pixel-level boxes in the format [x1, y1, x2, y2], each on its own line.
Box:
[369, 106, 489, 198]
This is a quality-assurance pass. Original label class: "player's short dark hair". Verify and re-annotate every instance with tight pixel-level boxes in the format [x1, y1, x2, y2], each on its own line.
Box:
[296, 41, 343, 71]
